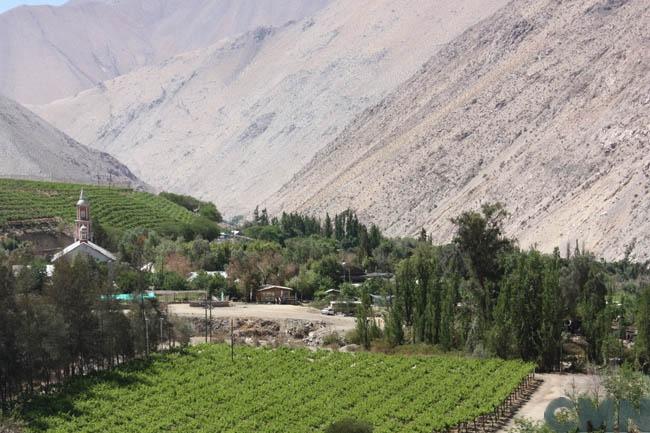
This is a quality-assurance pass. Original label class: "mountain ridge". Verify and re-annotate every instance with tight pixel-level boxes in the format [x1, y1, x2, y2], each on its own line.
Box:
[33, 0, 511, 215]
[0, 0, 329, 104]
[268, 0, 650, 261]
[0, 94, 142, 188]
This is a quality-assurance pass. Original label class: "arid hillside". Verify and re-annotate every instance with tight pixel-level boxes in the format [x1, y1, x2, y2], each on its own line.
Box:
[34, 0, 510, 216]
[0, 0, 329, 104]
[0, 94, 141, 187]
[269, 0, 650, 261]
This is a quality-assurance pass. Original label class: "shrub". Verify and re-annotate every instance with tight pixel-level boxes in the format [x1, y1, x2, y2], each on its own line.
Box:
[322, 332, 341, 347]
[345, 329, 360, 345]
[325, 418, 373, 433]
[0, 415, 25, 433]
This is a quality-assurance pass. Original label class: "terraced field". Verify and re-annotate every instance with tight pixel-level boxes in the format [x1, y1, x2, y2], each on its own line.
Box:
[0, 179, 196, 231]
[23, 345, 535, 433]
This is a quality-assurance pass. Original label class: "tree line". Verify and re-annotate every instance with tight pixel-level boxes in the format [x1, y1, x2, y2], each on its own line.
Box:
[0, 256, 190, 412]
[380, 203, 650, 372]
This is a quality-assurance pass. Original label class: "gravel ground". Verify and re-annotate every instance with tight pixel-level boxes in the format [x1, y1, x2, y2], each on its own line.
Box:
[168, 302, 356, 332]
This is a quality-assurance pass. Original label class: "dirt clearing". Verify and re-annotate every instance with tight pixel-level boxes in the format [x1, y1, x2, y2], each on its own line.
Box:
[500, 373, 601, 432]
[168, 303, 356, 333]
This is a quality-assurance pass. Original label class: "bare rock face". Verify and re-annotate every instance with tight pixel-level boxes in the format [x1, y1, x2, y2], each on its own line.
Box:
[0, 0, 330, 104]
[269, 0, 650, 261]
[34, 0, 510, 216]
[0, 94, 141, 187]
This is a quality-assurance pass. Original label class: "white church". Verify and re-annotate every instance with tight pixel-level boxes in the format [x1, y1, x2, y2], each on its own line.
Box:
[51, 190, 116, 263]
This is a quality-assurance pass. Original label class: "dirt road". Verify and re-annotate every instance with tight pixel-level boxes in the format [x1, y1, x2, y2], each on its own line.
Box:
[500, 373, 601, 432]
[168, 303, 356, 332]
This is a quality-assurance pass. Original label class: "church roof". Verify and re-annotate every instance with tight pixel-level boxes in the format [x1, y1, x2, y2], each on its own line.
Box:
[51, 241, 117, 263]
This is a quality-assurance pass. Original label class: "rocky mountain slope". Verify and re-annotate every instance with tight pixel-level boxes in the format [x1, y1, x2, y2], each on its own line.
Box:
[0, 0, 329, 104]
[0, 94, 141, 187]
[269, 0, 650, 261]
[34, 0, 510, 216]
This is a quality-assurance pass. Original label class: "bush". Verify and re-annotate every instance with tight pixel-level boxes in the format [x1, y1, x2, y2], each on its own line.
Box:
[345, 329, 360, 345]
[322, 332, 341, 347]
[158, 218, 220, 242]
[0, 415, 25, 433]
[325, 418, 373, 433]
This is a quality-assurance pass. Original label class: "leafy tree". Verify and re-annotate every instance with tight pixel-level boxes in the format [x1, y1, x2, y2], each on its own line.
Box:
[160, 272, 189, 292]
[580, 269, 608, 363]
[419, 228, 428, 242]
[0, 263, 19, 412]
[452, 203, 511, 324]
[284, 236, 336, 264]
[636, 286, 650, 371]
[368, 224, 382, 251]
[539, 249, 563, 370]
[385, 283, 404, 347]
[438, 277, 458, 350]
[323, 213, 333, 238]
[312, 254, 343, 285]
[119, 228, 159, 267]
[356, 287, 373, 350]
[602, 364, 650, 432]
[395, 259, 416, 331]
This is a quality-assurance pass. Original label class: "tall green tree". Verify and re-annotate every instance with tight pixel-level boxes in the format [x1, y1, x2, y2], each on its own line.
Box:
[580, 269, 608, 363]
[0, 263, 19, 412]
[636, 286, 650, 371]
[538, 249, 563, 371]
[323, 213, 333, 238]
[452, 203, 511, 325]
[356, 286, 373, 350]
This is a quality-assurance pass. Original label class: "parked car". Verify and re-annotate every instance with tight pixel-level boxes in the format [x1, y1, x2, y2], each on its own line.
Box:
[320, 307, 334, 316]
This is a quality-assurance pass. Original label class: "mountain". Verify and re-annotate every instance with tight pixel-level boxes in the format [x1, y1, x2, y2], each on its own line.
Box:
[34, 0, 510, 215]
[268, 0, 650, 261]
[0, 94, 141, 187]
[0, 0, 329, 104]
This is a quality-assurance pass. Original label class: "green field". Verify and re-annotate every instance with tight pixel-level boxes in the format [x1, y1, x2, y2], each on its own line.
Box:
[0, 179, 197, 231]
[23, 345, 535, 433]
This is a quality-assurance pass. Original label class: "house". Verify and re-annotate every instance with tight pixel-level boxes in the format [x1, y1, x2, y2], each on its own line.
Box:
[51, 190, 116, 263]
[187, 271, 228, 282]
[324, 288, 341, 299]
[256, 284, 296, 304]
[370, 294, 393, 307]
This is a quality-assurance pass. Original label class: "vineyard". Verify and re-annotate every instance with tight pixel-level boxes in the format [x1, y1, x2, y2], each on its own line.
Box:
[23, 345, 535, 433]
[0, 179, 198, 231]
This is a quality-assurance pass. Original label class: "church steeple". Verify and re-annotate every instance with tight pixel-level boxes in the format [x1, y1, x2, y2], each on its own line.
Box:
[75, 189, 92, 242]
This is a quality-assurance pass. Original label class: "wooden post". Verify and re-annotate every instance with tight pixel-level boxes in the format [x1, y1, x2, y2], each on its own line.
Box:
[230, 318, 234, 362]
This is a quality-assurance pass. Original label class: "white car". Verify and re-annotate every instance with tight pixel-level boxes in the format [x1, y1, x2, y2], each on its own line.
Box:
[320, 307, 335, 316]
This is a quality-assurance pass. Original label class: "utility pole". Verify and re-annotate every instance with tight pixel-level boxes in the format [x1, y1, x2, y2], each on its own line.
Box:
[204, 291, 208, 343]
[144, 315, 150, 357]
[230, 318, 234, 362]
[159, 317, 164, 349]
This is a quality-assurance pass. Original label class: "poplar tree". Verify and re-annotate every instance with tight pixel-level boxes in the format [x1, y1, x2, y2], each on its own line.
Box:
[323, 213, 333, 238]
[539, 249, 563, 370]
[636, 286, 650, 371]
[0, 263, 19, 411]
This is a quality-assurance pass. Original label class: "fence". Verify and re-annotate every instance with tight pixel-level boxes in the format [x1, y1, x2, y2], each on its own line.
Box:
[444, 372, 541, 433]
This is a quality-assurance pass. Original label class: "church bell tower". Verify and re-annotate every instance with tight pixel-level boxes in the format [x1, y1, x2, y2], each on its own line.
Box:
[75, 189, 92, 242]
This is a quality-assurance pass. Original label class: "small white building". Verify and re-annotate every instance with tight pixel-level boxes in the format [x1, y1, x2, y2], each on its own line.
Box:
[51, 190, 116, 263]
